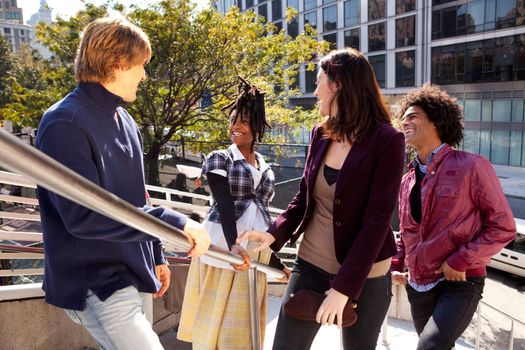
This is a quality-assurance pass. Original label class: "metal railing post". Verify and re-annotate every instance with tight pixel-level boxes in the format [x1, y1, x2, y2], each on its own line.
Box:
[381, 315, 389, 345]
[248, 266, 261, 350]
[476, 304, 481, 350]
[509, 320, 514, 350]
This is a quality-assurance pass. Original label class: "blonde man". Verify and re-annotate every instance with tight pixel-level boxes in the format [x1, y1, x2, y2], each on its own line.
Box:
[36, 17, 210, 350]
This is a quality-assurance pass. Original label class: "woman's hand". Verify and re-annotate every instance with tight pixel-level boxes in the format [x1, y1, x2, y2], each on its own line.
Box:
[315, 288, 349, 328]
[230, 243, 251, 271]
[278, 266, 291, 283]
[237, 230, 276, 252]
[391, 271, 408, 285]
[183, 218, 211, 257]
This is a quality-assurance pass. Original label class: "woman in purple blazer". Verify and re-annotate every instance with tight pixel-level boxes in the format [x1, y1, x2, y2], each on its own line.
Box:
[239, 48, 405, 349]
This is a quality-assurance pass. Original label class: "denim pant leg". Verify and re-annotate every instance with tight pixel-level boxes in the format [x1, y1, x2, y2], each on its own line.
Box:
[342, 273, 392, 350]
[408, 277, 485, 350]
[272, 259, 330, 350]
[64, 285, 164, 350]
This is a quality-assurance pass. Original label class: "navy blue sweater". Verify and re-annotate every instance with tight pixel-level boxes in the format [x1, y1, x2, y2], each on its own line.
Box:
[36, 83, 187, 311]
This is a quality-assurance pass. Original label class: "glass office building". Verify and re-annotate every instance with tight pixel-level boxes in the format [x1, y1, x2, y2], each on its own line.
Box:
[215, 0, 525, 167]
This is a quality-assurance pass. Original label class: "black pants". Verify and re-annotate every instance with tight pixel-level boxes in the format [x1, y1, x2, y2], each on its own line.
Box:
[272, 258, 392, 350]
[406, 277, 485, 350]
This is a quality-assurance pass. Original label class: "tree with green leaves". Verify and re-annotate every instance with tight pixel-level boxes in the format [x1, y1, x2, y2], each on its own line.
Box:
[0, 34, 15, 111]
[1, 0, 326, 185]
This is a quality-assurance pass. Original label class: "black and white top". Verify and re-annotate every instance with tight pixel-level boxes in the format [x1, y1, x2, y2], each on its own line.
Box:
[200, 144, 275, 268]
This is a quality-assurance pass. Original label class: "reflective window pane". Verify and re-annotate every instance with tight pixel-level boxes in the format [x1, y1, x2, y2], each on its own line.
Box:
[323, 5, 337, 32]
[246, 0, 254, 8]
[272, 0, 282, 20]
[258, 3, 268, 21]
[396, 0, 415, 14]
[490, 130, 510, 164]
[480, 130, 491, 158]
[288, 18, 299, 38]
[305, 68, 317, 93]
[510, 131, 523, 166]
[369, 54, 386, 88]
[368, 22, 386, 52]
[368, 0, 385, 21]
[323, 33, 337, 49]
[464, 129, 481, 154]
[304, 11, 317, 30]
[344, 28, 360, 49]
[395, 50, 415, 87]
[493, 100, 511, 122]
[396, 15, 415, 48]
[304, 0, 317, 11]
[287, 0, 299, 9]
[496, 0, 515, 29]
[512, 100, 524, 122]
[344, 0, 360, 27]
[464, 100, 481, 121]
[482, 100, 492, 121]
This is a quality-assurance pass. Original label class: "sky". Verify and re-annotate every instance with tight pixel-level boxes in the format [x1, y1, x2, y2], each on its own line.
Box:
[18, 0, 208, 24]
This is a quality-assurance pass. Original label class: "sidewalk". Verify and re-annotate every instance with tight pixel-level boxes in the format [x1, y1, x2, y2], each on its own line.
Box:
[494, 165, 525, 198]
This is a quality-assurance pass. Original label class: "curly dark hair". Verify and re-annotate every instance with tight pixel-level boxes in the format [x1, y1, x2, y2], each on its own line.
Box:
[222, 76, 270, 152]
[319, 48, 391, 144]
[396, 84, 464, 147]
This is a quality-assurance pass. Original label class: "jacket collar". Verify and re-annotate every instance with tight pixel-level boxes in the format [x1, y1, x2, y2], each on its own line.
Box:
[408, 144, 454, 171]
[76, 82, 125, 114]
[228, 144, 270, 173]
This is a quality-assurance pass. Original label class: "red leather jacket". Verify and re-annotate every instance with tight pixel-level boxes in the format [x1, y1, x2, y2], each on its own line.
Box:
[391, 145, 516, 284]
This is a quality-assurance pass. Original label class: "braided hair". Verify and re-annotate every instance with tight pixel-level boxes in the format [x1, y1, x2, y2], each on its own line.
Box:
[223, 76, 270, 152]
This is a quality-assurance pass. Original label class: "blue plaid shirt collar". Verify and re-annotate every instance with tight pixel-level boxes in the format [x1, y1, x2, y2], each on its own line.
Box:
[228, 144, 270, 173]
[414, 143, 446, 175]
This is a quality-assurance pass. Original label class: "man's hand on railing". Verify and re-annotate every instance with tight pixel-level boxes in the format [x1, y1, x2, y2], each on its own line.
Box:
[236, 230, 276, 252]
[391, 271, 408, 285]
[183, 218, 211, 257]
[230, 243, 250, 271]
[153, 264, 171, 298]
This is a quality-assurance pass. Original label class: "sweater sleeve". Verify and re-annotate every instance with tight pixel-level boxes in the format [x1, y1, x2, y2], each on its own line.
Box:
[37, 120, 187, 242]
[207, 172, 238, 250]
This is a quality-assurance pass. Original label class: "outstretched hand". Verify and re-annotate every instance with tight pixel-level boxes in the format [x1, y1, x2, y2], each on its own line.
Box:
[154, 264, 171, 298]
[237, 230, 276, 252]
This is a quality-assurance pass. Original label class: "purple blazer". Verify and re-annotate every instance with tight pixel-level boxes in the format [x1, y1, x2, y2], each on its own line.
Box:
[268, 122, 405, 299]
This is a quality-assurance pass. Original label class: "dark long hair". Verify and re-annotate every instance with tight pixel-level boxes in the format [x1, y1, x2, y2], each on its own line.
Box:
[223, 76, 270, 151]
[319, 48, 391, 144]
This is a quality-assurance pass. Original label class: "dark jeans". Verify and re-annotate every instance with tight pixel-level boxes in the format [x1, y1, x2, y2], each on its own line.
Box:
[406, 277, 485, 350]
[272, 258, 392, 350]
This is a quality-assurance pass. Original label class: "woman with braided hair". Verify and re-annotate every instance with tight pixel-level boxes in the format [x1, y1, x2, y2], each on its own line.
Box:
[177, 77, 290, 349]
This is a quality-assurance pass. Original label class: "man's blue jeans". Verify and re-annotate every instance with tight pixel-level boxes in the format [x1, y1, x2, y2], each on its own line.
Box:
[64, 285, 163, 350]
[406, 277, 485, 350]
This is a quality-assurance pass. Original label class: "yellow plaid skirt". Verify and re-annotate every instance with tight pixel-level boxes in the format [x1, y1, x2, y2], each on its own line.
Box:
[177, 244, 271, 350]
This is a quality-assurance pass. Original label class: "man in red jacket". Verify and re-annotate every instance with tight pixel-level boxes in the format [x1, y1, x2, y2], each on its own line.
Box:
[391, 84, 516, 350]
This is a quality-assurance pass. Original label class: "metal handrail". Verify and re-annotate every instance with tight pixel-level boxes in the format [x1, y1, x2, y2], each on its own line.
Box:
[0, 128, 284, 350]
[475, 300, 525, 350]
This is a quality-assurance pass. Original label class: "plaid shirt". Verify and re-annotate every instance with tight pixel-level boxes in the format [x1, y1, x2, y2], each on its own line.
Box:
[202, 144, 275, 227]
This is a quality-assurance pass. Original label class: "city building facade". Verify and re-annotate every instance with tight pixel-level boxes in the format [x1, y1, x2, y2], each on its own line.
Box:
[0, 0, 31, 52]
[216, 0, 525, 168]
[27, 0, 52, 58]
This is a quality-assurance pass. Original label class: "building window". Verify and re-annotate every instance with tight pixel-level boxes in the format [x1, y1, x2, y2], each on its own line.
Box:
[224, 0, 234, 12]
[288, 0, 299, 10]
[464, 100, 482, 121]
[274, 21, 283, 32]
[396, 0, 415, 14]
[288, 18, 299, 38]
[491, 130, 510, 164]
[344, 28, 359, 49]
[344, 0, 359, 27]
[3, 27, 10, 34]
[323, 33, 337, 49]
[368, 54, 385, 87]
[493, 100, 512, 122]
[368, 22, 385, 52]
[323, 5, 337, 32]
[246, 0, 254, 8]
[510, 130, 523, 166]
[396, 15, 415, 47]
[305, 68, 317, 93]
[464, 129, 481, 154]
[512, 99, 524, 122]
[272, 0, 282, 21]
[304, 11, 317, 30]
[10, 0, 14, 6]
[323, 0, 336, 4]
[258, 3, 268, 22]
[368, 0, 385, 21]
[432, 34, 525, 85]
[395, 50, 415, 87]
[304, 0, 316, 11]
